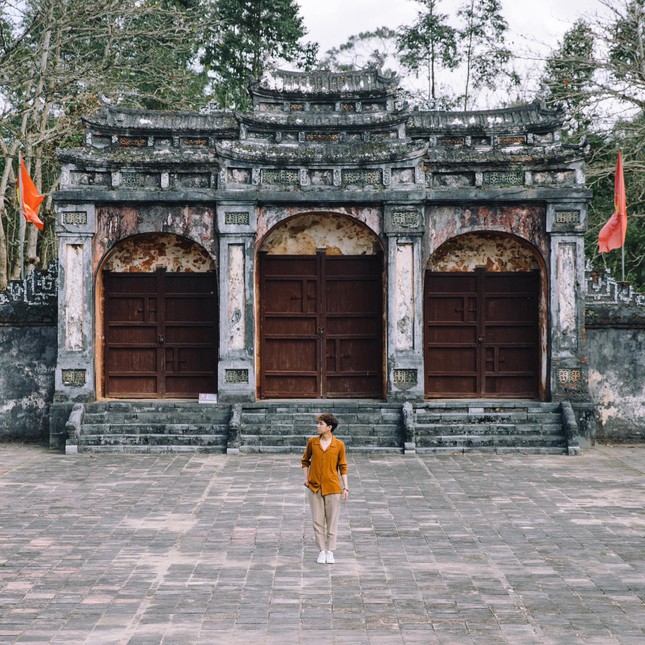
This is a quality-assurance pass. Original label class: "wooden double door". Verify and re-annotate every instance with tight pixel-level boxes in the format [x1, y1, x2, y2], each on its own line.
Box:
[104, 270, 218, 398]
[424, 269, 540, 398]
[259, 253, 383, 398]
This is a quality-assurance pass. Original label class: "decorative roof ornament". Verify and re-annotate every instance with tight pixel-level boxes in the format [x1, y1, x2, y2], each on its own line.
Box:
[251, 68, 399, 100]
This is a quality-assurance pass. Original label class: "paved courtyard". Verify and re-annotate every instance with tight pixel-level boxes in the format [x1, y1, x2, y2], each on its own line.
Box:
[0, 444, 643, 645]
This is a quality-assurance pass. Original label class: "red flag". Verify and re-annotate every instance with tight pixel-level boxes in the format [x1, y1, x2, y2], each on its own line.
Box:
[598, 150, 627, 253]
[18, 153, 45, 231]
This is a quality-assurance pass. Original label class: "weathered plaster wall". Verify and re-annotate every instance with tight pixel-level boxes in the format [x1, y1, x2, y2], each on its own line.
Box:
[585, 270, 645, 443]
[586, 326, 645, 443]
[0, 268, 57, 442]
[257, 206, 383, 248]
[103, 233, 215, 272]
[427, 232, 541, 272]
[260, 212, 380, 255]
[586, 304, 645, 443]
[95, 204, 217, 272]
[425, 205, 547, 264]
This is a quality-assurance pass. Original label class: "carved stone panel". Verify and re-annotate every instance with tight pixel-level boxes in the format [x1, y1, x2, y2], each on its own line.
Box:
[395, 243, 414, 351]
[228, 244, 245, 352]
[65, 244, 84, 351]
[557, 243, 578, 351]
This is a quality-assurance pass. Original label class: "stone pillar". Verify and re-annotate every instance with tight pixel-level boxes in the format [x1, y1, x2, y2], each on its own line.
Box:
[54, 204, 96, 401]
[49, 204, 95, 449]
[216, 203, 257, 401]
[384, 204, 425, 401]
[547, 202, 589, 401]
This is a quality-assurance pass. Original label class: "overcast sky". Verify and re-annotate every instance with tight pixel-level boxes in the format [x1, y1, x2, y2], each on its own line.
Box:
[297, 0, 606, 56]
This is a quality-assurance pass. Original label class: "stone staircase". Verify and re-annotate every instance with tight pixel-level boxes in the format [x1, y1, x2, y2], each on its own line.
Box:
[411, 400, 572, 454]
[69, 401, 231, 453]
[64, 399, 578, 455]
[233, 401, 404, 454]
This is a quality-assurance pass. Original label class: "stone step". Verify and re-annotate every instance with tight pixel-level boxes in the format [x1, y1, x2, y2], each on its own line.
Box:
[81, 423, 228, 436]
[415, 446, 568, 455]
[415, 434, 566, 448]
[417, 400, 561, 409]
[77, 444, 226, 454]
[415, 412, 562, 424]
[84, 409, 230, 419]
[239, 433, 400, 449]
[80, 434, 227, 448]
[239, 424, 401, 437]
[415, 423, 562, 436]
[83, 412, 231, 425]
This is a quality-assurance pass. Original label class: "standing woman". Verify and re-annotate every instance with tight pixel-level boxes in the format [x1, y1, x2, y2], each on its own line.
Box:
[301, 413, 349, 564]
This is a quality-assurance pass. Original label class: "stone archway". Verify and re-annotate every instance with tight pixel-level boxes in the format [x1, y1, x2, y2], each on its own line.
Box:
[97, 233, 218, 399]
[424, 232, 547, 399]
[257, 213, 384, 399]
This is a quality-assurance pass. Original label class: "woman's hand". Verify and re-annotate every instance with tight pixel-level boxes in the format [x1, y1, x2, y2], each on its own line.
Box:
[342, 488, 349, 502]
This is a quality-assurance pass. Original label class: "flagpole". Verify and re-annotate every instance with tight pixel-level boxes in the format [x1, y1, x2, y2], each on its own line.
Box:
[17, 154, 26, 280]
[621, 153, 625, 282]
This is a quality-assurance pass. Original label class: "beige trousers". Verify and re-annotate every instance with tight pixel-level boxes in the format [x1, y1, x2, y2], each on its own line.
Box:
[308, 489, 341, 551]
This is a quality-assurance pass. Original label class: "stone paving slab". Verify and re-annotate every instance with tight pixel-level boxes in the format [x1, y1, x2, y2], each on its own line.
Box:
[0, 444, 643, 644]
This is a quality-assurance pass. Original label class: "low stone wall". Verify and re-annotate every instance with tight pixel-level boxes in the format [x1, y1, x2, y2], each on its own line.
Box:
[0, 267, 57, 442]
[586, 269, 645, 443]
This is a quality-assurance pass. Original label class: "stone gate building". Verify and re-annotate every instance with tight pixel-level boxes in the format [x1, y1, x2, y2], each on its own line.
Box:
[50, 70, 593, 452]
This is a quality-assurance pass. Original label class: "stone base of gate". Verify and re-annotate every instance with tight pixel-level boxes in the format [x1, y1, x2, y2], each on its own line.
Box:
[57, 399, 581, 455]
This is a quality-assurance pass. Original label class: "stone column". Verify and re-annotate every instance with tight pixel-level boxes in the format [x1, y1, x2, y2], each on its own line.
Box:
[216, 203, 257, 401]
[53, 204, 96, 401]
[384, 204, 425, 401]
[547, 202, 589, 401]
[49, 204, 95, 449]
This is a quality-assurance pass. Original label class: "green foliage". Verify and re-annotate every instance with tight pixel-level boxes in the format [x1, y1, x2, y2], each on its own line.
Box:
[397, 0, 458, 104]
[0, 0, 212, 285]
[200, 0, 318, 110]
[541, 21, 595, 140]
[538, 1, 645, 289]
[608, 0, 645, 86]
[586, 125, 645, 287]
[457, 0, 518, 110]
[320, 28, 399, 74]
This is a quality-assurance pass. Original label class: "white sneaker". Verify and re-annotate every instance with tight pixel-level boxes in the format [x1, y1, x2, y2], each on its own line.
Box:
[326, 551, 335, 564]
[317, 550, 327, 564]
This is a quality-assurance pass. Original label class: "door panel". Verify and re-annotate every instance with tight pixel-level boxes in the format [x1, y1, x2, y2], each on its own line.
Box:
[104, 271, 217, 398]
[260, 253, 383, 398]
[425, 269, 539, 398]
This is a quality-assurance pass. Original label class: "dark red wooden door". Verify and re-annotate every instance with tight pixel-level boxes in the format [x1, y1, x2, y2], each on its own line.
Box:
[104, 270, 218, 398]
[424, 269, 539, 398]
[259, 253, 383, 398]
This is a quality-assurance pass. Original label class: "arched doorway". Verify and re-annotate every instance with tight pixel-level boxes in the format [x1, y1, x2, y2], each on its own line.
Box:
[258, 213, 384, 399]
[99, 233, 218, 399]
[424, 232, 546, 399]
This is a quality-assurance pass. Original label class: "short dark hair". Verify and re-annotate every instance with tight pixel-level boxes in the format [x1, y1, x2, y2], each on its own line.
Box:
[318, 413, 339, 432]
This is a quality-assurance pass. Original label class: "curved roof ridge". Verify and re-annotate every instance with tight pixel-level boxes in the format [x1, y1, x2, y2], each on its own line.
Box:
[252, 68, 399, 98]
[408, 101, 565, 132]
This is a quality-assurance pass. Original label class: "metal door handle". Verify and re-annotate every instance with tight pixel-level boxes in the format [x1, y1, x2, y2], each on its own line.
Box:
[158, 335, 164, 345]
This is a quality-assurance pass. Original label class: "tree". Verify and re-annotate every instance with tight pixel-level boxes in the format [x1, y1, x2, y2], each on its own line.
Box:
[0, 0, 209, 289]
[457, 0, 519, 110]
[319, 27, 400, 74]
[540, 20, 596, 140]
[538, 0, 645, 287]
[397, 0, 459, 107]
[200, 0, 318, 110]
